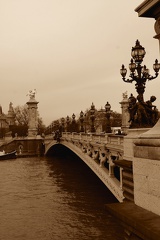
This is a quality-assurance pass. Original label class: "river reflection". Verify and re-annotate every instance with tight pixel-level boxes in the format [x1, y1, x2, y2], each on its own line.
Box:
[0, 155, 124, 240]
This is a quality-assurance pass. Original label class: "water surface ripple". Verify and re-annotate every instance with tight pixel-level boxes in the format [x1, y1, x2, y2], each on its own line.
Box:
[0, 156, 124, 240]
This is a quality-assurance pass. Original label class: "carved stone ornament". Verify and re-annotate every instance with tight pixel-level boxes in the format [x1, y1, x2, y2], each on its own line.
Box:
[154, 17, 160, 35]
[27, 89, 37, 100]
[122, 91, 128, 100]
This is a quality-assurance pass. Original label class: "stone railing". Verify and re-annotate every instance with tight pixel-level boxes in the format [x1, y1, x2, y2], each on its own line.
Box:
[62, 132, 124, 146]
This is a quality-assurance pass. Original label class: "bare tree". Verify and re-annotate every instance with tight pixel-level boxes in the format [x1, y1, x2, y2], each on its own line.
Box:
[12, 105, 45, 136]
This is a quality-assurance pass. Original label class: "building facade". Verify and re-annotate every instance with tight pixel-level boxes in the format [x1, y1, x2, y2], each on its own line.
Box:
[0, 102, 15, 137]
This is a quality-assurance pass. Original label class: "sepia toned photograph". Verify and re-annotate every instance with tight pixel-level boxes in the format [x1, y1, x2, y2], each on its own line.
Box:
[0, 1, 160, 239]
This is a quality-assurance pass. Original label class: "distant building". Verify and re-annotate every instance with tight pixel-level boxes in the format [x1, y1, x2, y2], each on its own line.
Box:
[0, 102, 15, 137]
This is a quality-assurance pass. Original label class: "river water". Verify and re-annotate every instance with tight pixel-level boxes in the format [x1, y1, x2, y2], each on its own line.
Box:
[0, 154, 124, 240]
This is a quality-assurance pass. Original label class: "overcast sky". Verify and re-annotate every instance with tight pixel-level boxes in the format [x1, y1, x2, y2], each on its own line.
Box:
[0, 0, 159, 125]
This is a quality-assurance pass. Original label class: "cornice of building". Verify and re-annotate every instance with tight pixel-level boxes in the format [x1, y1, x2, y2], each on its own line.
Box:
[135, 0, 160, 19]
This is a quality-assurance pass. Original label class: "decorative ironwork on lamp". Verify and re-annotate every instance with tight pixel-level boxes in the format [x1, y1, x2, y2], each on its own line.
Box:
[120, 40, 160, 128]
[120, 40, 160, 101]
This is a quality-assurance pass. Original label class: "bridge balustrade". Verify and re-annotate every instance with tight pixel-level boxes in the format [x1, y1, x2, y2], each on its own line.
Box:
[62, 132, 124, 146]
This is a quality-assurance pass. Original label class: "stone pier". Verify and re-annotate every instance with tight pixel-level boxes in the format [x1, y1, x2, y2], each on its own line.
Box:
[26, 89, 39, 137]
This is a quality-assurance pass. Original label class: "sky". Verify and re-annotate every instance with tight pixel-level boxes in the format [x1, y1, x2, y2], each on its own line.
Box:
[0, 0, 159, 126]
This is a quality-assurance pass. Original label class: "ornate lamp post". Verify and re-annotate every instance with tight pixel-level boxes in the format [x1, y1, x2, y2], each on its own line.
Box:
[79, 111, 84, 132]
[49, 123, 51, 134]
[120, 40, 160, 128]
[66, 115, 70, 132]
[72, 113, 76, 132]
[83, 113, 87, 133]
[53, 121, 57, 132]
[120, 40, 160, 101]
[105, 102, 112, 133]
[90, 102, 95, 133]
[56, 120, 60, 131]
[61, 117, 65, 132]
[51, 122, 54, 134]
[72, 113, 75, 121]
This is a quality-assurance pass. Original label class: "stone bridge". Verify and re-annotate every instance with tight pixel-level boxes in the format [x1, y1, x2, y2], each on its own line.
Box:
[0, 131, 135, 203]
[44, 132, 130, 203]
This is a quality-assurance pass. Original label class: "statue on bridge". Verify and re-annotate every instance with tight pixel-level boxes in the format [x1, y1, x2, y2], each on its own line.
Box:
[9, 102, 14, 112]
[54, 130, 61, 143]
[128, 94, 159, 128]
[27, 89, 37, 100]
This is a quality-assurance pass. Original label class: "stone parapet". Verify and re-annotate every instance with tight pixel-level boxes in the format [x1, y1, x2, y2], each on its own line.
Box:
[134, 120, 160, 160]
[133, 120, 160, 215]
[133, 157, 160, 215]
[123, 128, 150, 161]
[134, 144, 160, 160]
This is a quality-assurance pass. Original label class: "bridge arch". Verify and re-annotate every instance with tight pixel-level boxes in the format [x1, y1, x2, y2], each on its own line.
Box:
[45, 140, 124, 202]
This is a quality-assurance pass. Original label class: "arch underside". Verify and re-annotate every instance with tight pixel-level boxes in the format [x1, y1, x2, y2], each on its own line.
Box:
[45, 140, 124, 202]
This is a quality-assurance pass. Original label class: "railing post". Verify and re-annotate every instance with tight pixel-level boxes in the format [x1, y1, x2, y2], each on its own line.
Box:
[119, 167, 123, 189]
[80, 133, 82, 140]
[99, 148, 108, 167]
[90, 134, 93, 141]
[108, 157, 115, 178]
[109, 163, 115, 177]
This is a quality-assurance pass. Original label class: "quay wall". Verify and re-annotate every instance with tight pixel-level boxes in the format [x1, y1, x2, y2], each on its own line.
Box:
[0, 137, 44, 157]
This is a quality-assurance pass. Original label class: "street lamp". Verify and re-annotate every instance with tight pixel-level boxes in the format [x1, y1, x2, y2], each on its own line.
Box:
[72, 113, 76, 132]
[61, 117, 65, 132]
[120, 40, 160, 128]
[120, 40, 160, 101]
[105, 102, 111, 133]
[72, 113, 75, 122]
[56, 120, 60, 131]
[90, 102, 95, 133]
[66, 115, 70, 132]
[79, 111, 84, 132]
